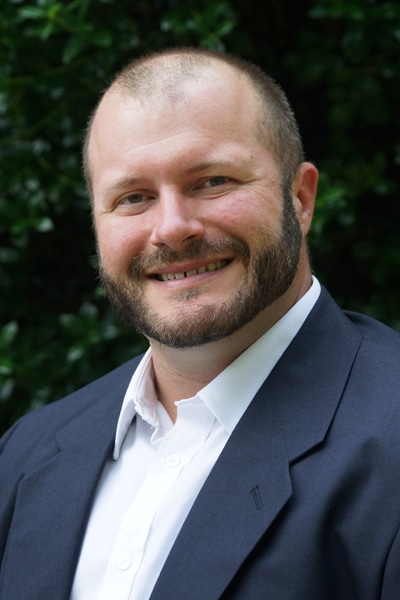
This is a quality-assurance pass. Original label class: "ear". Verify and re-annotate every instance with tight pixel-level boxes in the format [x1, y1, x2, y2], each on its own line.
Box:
[291, 162, 318, 236]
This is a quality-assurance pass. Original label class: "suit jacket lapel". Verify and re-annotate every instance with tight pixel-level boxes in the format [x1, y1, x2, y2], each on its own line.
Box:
[150, 289, 363, 600]
[269, 288, 362, 464]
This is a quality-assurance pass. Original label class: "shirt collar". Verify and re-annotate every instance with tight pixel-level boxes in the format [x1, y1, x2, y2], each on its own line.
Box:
[113, 276, 321, 458]
[113, 349, 155, 459]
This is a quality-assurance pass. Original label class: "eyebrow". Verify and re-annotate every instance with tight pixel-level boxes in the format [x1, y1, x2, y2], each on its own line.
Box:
[185, 160, 237, 174]
[104, 176, 146, 195]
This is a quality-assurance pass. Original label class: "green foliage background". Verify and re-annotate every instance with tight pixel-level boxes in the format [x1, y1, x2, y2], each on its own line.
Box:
[1, 0, 399, 432]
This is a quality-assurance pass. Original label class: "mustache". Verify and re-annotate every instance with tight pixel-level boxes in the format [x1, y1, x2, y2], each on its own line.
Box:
[127, 237, 250, 277]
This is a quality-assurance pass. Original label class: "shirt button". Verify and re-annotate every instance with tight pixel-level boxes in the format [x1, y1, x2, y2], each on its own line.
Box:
[166, 453, 181, 468]
[117, 555, 132, 570]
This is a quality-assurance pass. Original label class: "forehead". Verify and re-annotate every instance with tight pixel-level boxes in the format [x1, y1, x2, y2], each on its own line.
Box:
[87, 66, 267, 184]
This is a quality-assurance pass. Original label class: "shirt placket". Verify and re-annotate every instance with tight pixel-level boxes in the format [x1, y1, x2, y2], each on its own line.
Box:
[98, 398, 215, 600]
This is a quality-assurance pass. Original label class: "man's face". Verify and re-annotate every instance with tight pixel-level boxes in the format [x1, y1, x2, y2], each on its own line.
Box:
[89, 69, 308, 348]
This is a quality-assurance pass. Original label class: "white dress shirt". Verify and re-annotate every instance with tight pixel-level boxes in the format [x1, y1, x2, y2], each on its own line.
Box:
[71, 277, 321, 600]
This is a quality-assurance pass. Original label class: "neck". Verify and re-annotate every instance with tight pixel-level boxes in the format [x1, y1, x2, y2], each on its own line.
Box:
[150, 337, 245, 410]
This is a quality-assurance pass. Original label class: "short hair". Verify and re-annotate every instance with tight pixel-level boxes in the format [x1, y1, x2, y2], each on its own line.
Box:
[82, 47, 305, 198]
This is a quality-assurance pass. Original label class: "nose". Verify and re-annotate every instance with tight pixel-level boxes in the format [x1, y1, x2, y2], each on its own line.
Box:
[149, 189, 205, 250]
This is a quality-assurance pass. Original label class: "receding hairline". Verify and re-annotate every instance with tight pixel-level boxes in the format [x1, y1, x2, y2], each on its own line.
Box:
[105, 51, 262, 119]
[109, 48, 264, 97]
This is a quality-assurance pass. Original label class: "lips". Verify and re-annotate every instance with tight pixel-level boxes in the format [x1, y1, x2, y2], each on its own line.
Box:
[155, 259, 229, 281]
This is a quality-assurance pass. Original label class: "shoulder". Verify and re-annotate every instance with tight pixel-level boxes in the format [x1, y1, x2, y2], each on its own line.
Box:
[344, 312, 400, 409]
[343, 309, 400, 367]
[302, 287, 400, 404]
[315, 286, 400, 352]
[0, 354, 143, 462]
[344, 307, 400, 341]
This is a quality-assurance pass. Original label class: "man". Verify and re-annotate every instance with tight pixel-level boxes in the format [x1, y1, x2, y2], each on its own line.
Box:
[1, 47, 400, 600]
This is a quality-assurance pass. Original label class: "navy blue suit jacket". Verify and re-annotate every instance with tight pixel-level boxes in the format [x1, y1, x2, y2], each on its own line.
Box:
[1, 288, 400, 599]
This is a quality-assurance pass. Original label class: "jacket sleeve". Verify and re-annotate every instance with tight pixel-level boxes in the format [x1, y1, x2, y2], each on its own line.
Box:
[0, 420, 24, 565]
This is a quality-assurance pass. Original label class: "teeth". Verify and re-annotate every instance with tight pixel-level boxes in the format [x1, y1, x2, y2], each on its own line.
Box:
[158, 259, 228, 281]
[207, 260, 223, 271]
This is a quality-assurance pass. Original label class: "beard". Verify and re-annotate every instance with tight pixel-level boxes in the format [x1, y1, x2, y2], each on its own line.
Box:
[99, 187, 303, 348]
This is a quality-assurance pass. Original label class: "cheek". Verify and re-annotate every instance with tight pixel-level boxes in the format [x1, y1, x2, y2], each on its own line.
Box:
[95, 219, 146, 272]
[216, 190, 282, 241]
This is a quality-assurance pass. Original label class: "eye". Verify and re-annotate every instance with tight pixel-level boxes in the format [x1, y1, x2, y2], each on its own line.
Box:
[118, 192, 151, 205]
[202, 176, 230, 188]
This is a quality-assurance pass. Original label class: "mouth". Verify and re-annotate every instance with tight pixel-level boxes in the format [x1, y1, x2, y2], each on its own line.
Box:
[154, 259, 230, 281]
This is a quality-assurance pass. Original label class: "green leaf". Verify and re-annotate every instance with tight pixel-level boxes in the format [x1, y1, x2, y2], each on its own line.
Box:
[18, 6, 47, 20]
[0, 322, 18, 347]
[62, 35, 87, 63]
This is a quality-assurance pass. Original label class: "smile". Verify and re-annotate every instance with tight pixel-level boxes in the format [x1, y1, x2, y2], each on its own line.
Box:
[156, 259, 229, 281]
